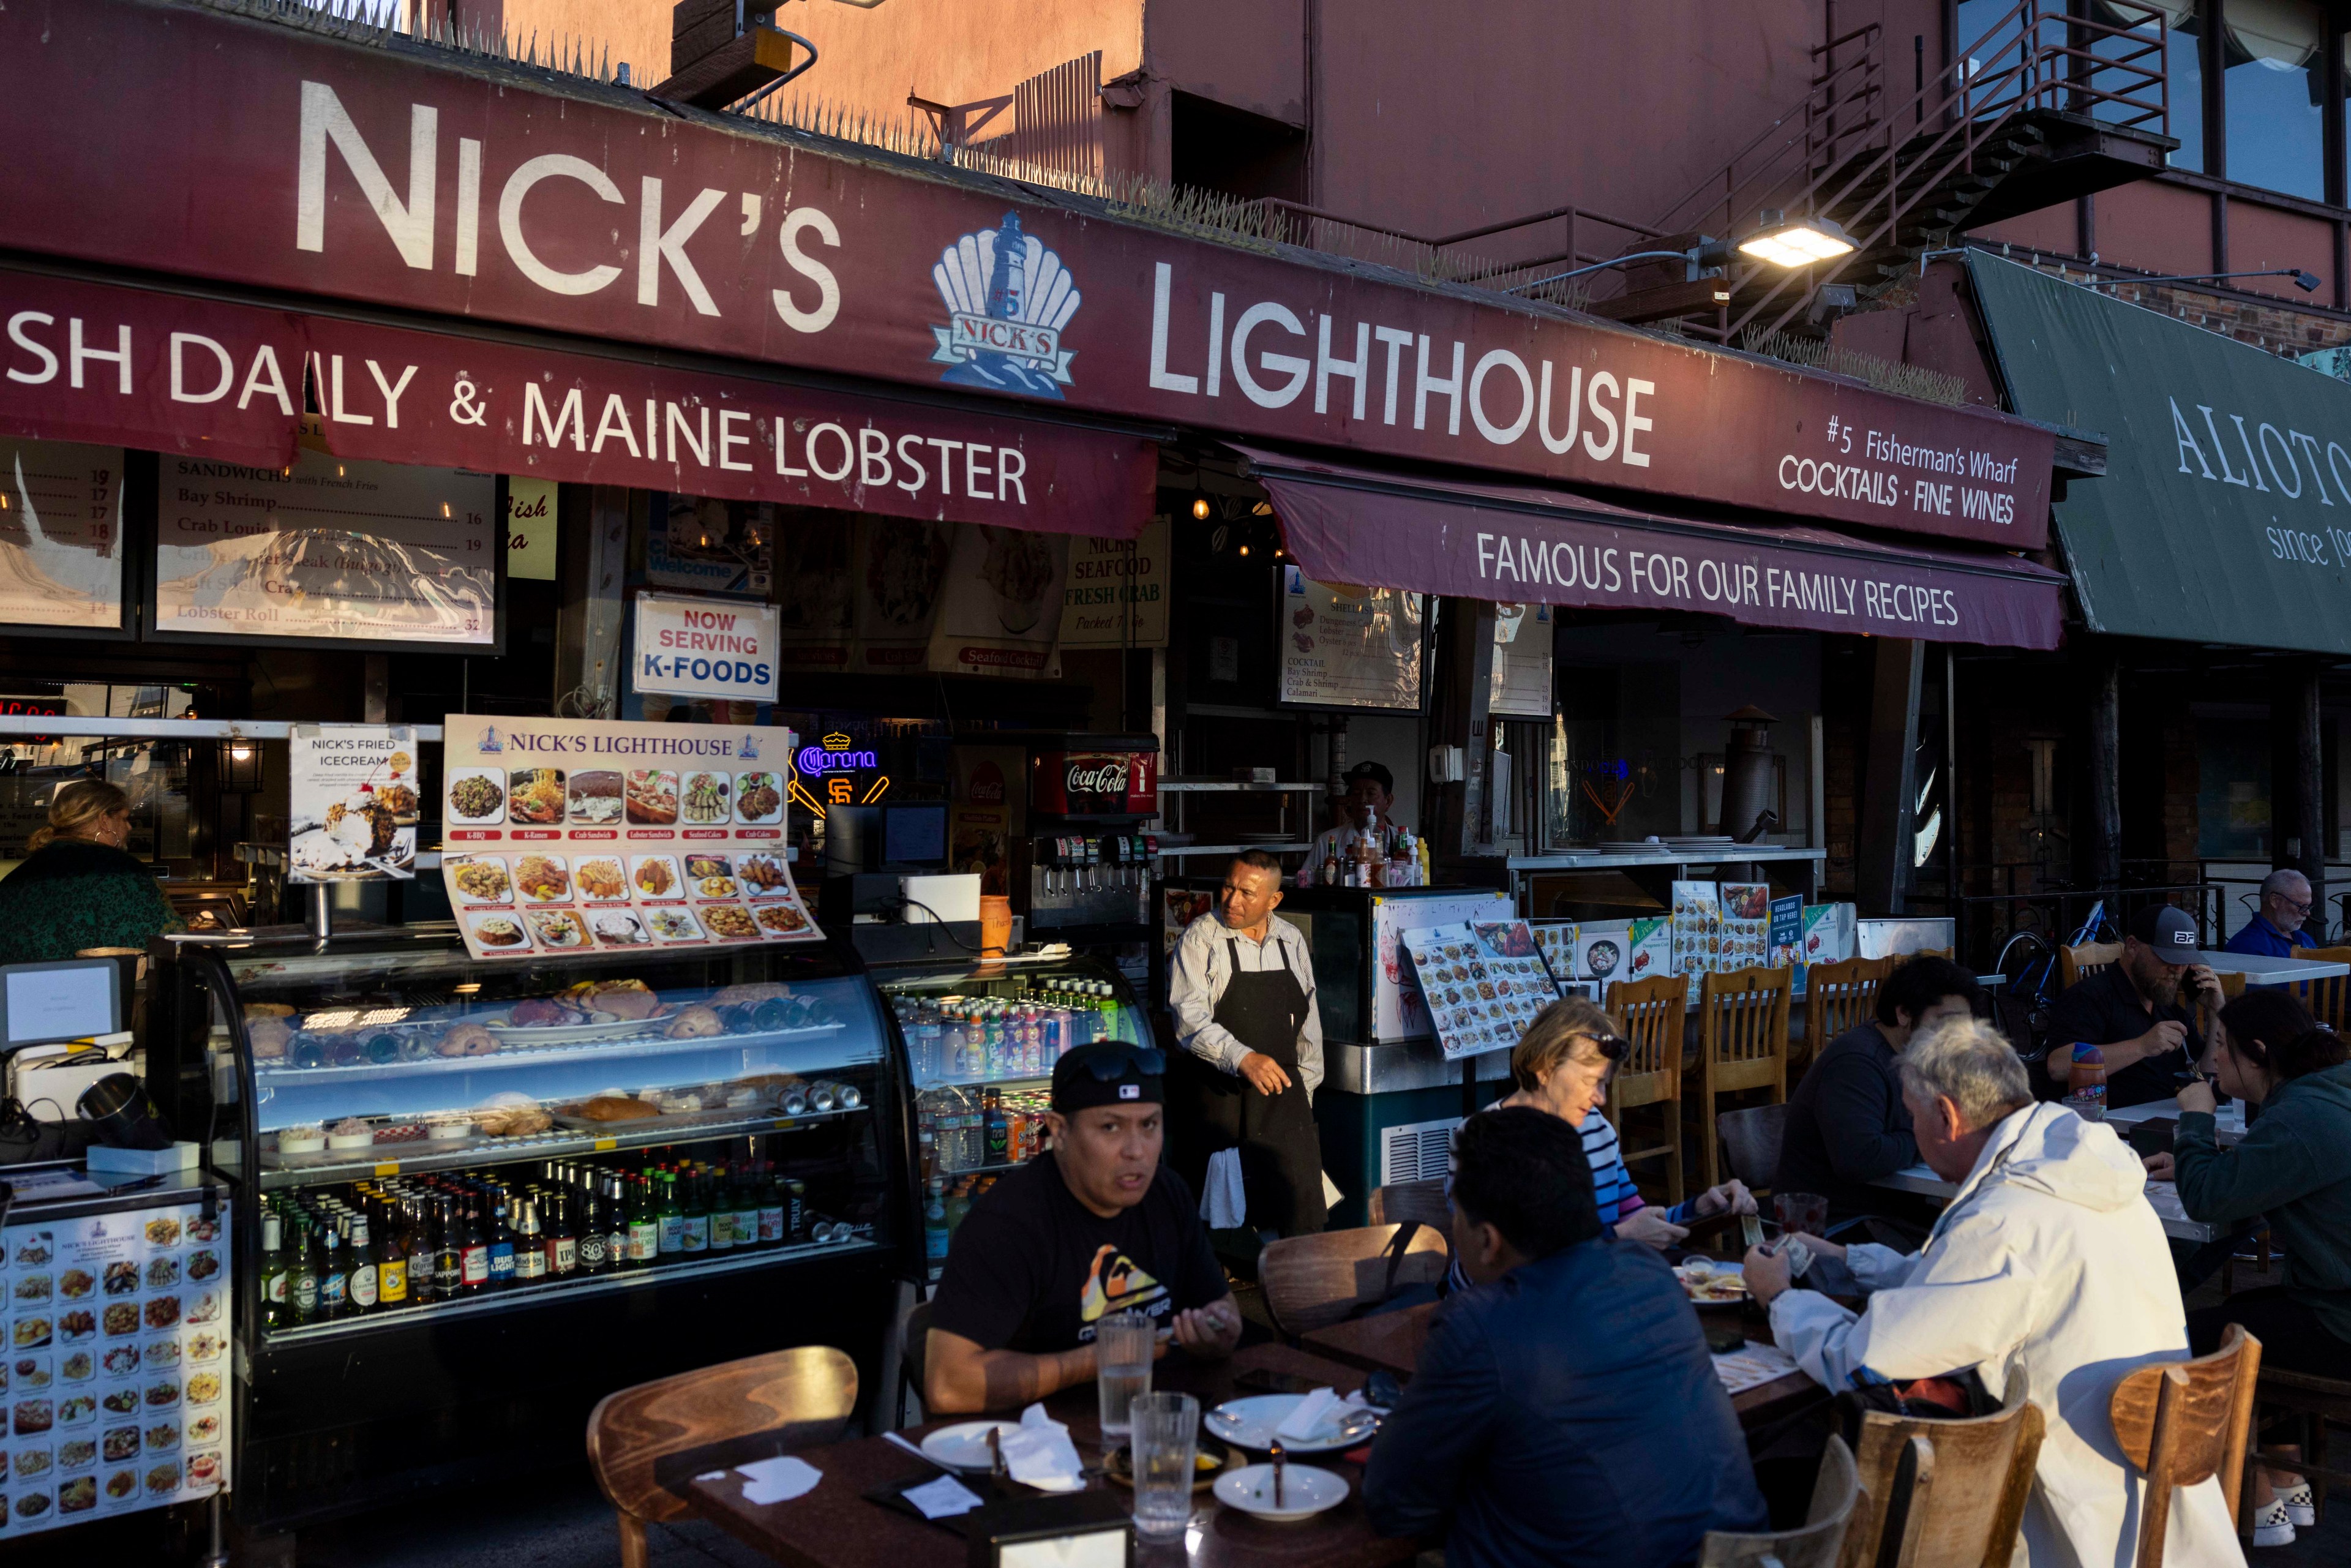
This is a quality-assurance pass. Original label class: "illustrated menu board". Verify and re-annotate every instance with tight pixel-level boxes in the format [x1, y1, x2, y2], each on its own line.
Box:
[1278, 569, 1425, 711]
[0, 438, 125, 631]
[0, 1198, 230, 1535]
[1398, 919, 1564, 1060]
[1719, 882, 1772, 968]
[438, 714, 819, 959]
[1671, 881, 1722, 1002]
[152, 447, 495, 646]
[1368, 890, 1510, 1042]
[285, 724, 419, 882]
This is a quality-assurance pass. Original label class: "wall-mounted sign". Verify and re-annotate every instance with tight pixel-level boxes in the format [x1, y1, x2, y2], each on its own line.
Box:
[924, 527, 1069, 679]
[1058, 517, 1169, 648]
[1029, 748, 1158, 816]
[790, 729, 891, 814]
[0, 437, 124, 631]
[504, 476, 557, 582]
[1489, 602, 1553, 719]
[1278, 569, 1425, 711]
[152, 445, 496, 647]
[437, 711, 817, 959]
[650, 495, 773, 595]
[286, 724, 418, 882]
[633, 591, 779, 703]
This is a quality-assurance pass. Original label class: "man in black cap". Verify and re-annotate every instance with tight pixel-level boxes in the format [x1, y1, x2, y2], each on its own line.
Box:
[923, 1040, 1243, 1414]
[2046, 904, 2221, 1108]
[1314, 759, 1411, 873]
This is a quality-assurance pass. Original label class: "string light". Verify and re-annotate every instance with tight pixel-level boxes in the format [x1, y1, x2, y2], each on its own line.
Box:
[1191, 497, 1211, 520]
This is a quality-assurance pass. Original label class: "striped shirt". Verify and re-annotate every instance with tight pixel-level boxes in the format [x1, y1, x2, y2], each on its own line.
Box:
[1444, 1106, 1688, 1291]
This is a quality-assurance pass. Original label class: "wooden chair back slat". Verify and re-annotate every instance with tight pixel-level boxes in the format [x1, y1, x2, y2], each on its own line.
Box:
[1367, 1178, 1450, 1231]
[586, 1344, 859, 1550]
[1700, 1433, 1861, 1567]
[2290, 946, 2351, 1030]
[1839, 1393, 2045, 1568]
[1607, 972, 1687, 1204]
[1695, 966, 1792, 1189]
[2058, 941, 2123, 991]
[1799, 956, 1891, 1076]
[2109, 1322, 2263, 1556]
[1257, 1223, 1450, 1337]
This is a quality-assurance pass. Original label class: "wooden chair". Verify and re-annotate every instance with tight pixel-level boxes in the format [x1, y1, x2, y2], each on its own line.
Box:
[1693, 967, 1793, 1191]
[1257, 1222, 1450, 1337]
[1799, 956, 1891, 1076]
[896, 1298, 933, 1426]
[2249, 1365, 2351, 1523]
[2290, 945, 2351, 1030]
[2110, 1323, 2262, 1560]
[1842, 1392, 2044, 1568]
[1715, 1103, 1787, 1194]
[587, 1345, 859, 1568]
[1701, 1433, 1861, 1567]
[1608, 972, 1687, 1206]
[2218, 970, 2248, 1001]
[2058, 940, 2123, 991]
[1367, 1178, 1450, 1231]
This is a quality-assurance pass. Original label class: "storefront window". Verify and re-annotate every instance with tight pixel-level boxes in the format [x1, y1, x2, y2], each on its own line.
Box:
[2224, 0, 2324, 200]
[2195, 716, 2271, 856]
[1960, 2, 2204, 167]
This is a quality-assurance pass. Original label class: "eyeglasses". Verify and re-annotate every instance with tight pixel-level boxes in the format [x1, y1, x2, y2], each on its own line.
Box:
[1574, 1033, 1630, 1063]
[1073, 1042, 1166, 1079]
[2277, 896, 2315, 917]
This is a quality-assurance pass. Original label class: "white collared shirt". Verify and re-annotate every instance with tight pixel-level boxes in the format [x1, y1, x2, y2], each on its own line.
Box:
[1168, 913, 1324, 1096]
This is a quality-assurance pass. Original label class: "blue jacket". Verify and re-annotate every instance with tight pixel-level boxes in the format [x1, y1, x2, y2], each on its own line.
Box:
[1364, 1236, 1767, 1568]
[2223, 915, 2315, 958]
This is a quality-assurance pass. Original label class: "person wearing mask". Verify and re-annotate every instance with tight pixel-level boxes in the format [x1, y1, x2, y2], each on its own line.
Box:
[1365, 1108, 1766, 1567]
[924, 1040, 1242, 1414]
[1168, 850, 1327, 1236]
[0, 778, 180, 964]
[1775, 956, 1983, 1226]
[1312, 761, 1409, 871]
[2222, 869, 2320, 959]
[2046, 904, 2219, 1108]
[1745, 1019, 2241, 1567]
[2142, 990, 2351, 1548]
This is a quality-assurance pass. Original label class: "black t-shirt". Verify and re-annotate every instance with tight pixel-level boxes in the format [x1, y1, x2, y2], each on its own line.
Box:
[929, 1152, 1228, 1355]
[1775, 1022, 1918, 1221]
[2045, 964, 2202, 1108]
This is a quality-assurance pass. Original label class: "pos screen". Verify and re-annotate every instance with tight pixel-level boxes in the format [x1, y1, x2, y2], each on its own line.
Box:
[883, 803, 950, 867]
[0, 959, 121, 1048]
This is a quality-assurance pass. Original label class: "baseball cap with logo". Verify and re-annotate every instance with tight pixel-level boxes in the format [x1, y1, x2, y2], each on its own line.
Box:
[2129, 904, 2201, 967]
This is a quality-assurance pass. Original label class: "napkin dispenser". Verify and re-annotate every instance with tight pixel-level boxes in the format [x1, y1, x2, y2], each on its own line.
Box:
[964, 1491, 1133, 1567]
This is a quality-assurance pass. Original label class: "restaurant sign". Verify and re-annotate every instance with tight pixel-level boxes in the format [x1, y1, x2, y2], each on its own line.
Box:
[0, 0, 2054, 548]
[633, 591, 780, 703]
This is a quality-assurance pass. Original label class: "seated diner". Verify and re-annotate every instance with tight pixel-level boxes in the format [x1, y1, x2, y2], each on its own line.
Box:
[923, 1040, 1243, 1414]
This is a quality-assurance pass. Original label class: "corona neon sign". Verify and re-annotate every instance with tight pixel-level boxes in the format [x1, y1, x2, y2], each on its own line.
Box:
[788, 731, 891, 819]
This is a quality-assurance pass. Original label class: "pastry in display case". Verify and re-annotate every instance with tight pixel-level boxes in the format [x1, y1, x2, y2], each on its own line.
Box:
[871, 954, 1144, 1283]
[144, 926, 905, 1529]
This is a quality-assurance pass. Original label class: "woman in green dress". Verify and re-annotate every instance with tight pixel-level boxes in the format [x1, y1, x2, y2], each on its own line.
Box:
[0, 779, 183, 963]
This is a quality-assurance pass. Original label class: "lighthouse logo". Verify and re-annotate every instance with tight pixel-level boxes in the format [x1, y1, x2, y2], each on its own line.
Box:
[929, 212, 1081, 397]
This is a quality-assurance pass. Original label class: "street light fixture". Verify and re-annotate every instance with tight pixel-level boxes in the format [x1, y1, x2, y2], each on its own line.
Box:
[1503, 212, 1855, 297]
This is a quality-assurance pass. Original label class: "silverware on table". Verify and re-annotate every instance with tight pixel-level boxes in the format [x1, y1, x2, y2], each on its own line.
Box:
[1270, 1438, 1286, 1507]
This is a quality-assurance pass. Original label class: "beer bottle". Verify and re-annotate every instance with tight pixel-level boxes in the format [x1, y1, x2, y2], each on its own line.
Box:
[258, 1209, 288, 1332]
[347, 1215, 379, 1313]
[458, 1199, 490, 1294]
[513, 1199, 547, 1282]
[548, 1190, 579, 1277]
[318, 1225, 347, 1322]
[290, 1218, 321, 1327]
[680, 1169, 710, 1255]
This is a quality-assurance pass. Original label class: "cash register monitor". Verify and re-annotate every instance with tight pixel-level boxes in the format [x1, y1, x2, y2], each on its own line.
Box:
[0, 959, 121, 1049]
[883, 803, 948, 868]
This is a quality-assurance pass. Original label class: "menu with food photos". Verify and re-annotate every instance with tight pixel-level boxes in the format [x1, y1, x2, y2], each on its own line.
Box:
[1400, 921, 1562, 1060]
[439, 714, 820, 960]
[0, 1197, 229, 1534]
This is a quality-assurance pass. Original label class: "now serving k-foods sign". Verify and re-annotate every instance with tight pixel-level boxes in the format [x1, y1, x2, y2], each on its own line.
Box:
[0, 0, 2056, 547]
[634, 592, 779, 701]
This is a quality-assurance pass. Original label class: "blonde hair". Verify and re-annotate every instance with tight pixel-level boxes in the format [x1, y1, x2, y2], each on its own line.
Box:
[28, 778, 130, 853]
[1511, 997, 1623, 1092]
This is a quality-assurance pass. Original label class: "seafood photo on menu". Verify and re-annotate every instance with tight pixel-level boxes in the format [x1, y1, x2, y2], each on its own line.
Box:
[507, 768, 566, 825]
[681, 771, 729, 823]
[734, 771, 782, 823]
[626, 770, 679, 824]
[567, 770, 623, 824]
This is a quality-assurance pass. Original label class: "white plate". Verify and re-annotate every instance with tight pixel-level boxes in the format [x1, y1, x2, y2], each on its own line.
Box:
[1212, 1463, 1348, 1521]
[1678, 1259, 1749, 1303]
[920, 1420, 1024, 1473]
[1202, 1395, 1376, 1455]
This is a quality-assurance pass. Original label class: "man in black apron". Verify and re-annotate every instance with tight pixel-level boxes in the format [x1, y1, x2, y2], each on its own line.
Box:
[1168, 850, 1329, 1236]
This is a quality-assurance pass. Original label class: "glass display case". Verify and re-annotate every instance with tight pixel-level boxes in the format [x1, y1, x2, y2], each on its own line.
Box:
[871, 953, 1146, 1285]
[144, 926, 906, 1529]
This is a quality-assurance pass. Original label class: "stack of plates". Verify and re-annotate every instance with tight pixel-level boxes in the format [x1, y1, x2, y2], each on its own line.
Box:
[1667, 836, 1735, 849]
[1595, 841, 1667, 852]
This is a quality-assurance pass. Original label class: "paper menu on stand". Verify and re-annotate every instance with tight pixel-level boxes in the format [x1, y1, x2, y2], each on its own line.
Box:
[1718, 883, 1772, 970]
[1768, 895, 1807, 990]
[1398, 924, 1515, 1059]
[1622, 917, 1673, 992]
[1528, 922, 1578, 995]
[0, 1197, 230, 1534]
[1670, 882, 1722, 1002]
[1471, 922, 1570, 1019]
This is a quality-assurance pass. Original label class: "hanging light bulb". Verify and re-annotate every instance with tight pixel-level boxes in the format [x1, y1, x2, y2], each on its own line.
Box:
[1191, 497, 1211, 520]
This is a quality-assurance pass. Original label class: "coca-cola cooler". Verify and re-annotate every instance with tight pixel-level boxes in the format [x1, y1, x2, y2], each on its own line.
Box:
[954, 733, 1158, 948]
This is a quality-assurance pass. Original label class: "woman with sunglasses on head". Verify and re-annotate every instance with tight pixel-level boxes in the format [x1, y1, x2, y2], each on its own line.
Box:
[2142, 989, 2351, 1548]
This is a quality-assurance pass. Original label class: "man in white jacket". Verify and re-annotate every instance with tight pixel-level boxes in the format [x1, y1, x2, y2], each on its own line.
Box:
[1744, 1019, 2242, 1567]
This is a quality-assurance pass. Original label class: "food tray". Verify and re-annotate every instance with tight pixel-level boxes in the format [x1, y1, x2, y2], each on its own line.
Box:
[249, 1022, 851, 1085]
[550, 1100, 783, 1134]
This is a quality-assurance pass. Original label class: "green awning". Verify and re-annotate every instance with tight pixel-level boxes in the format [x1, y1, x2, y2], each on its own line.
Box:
[1967, 252, 2351, 656]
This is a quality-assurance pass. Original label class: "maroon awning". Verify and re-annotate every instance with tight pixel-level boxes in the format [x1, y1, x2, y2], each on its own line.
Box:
[1234, 445, 2066, 650]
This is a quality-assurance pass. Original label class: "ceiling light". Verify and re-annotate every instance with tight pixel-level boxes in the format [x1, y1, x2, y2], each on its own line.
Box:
[1738, 216, 1856, 269]
[1192, 497, 1212, 521]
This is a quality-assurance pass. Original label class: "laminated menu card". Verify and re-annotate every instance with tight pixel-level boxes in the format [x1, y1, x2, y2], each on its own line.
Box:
[1471, 921, 1570, 1022]
[1670, 882, 1722, 1002]
[1718, 883, 1773, 970]
[1398, 924, 1522, 1060]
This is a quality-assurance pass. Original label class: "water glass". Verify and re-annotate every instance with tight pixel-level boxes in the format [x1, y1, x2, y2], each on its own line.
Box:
[1128, 1391, 1198, 1540]
[2063, 1093, 2107, 1124]
[1093, 1310, 1155, 1438]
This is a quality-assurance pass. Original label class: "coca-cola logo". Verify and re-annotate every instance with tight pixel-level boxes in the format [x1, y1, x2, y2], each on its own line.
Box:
[1065, 758, 1130, 795]
[968, 760, 1006, 805]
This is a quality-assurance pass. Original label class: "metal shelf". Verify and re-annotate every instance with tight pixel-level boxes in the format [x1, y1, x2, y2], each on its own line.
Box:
[258, 1232, 884, 1340]
[1159, 780, 1324, 794]
[256, 1103, 871, 1188]
[1505, 847, 1828, 871]
[1156, 842, 1312, 857]
[0, 717, 444, 741]
[909, 1070, 1053, 1093]
[251, 1022, 850, 1087]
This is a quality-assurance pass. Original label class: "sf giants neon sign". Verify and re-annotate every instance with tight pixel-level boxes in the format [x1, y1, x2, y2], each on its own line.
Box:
[788, 730, 889, 819]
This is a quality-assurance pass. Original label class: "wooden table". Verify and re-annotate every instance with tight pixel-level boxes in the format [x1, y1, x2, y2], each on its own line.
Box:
[1873, 1162, 2221, 1244]
[1297, 1299, 1821, 1431]
[2197, 948, 2350, 986]
[683, 1344, 1420, 1567]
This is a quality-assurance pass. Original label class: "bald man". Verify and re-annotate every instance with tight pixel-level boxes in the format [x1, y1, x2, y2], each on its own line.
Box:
[2225, 869, 2320, 959]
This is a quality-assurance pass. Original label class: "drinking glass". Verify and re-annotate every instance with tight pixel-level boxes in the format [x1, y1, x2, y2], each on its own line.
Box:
[1773, 1191, 1829, 1237]
[2063, 1093, 2107, 1124]
[1128, 1391, 1198, 1540]
[1093, 1310, 1155, 1439]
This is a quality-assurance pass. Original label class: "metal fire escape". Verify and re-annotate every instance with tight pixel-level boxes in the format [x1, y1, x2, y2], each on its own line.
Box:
[1655, 0, 2178, 342]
